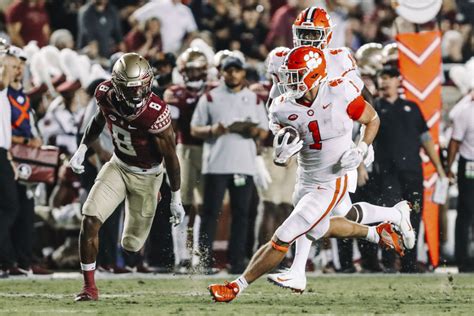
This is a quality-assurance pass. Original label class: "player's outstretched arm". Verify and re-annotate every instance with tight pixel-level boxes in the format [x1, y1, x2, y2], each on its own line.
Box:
[69, 109, 106, 174]
[80, 109, 107, 148]
[154, 125, 185, 226]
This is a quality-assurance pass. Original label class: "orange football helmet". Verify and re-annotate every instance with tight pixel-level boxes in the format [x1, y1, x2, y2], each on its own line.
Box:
[278, 46, 327, 99]
[293, 7, 333, 49]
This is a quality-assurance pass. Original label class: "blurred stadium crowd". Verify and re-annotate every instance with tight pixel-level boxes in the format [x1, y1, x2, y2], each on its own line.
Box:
[0, 0, 473, 277]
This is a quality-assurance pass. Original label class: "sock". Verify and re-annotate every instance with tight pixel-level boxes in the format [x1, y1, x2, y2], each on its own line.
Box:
[192, 215, 201, 266]
[172, 215, 190, 264]
[364, 226, 380, 244]
[289, 236, 312, 275]
[234, 276, 248, 294]
[80, 262, 96, 288]
[356, 202, 402, 225]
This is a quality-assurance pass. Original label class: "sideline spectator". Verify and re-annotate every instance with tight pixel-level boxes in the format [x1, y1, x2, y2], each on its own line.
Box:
[0, 48, 19, 277]
[191, 57, 268, 274]
[130, 0, 197, 54]
[124, 17, 162, 59]
[446, 90, 474, 272]
[374, 67, 447, 273]
[5, 0, 51, 47]
[7, 46, 52, 275]
[77, 0, 124, 58]
[264, 0, 306, 49]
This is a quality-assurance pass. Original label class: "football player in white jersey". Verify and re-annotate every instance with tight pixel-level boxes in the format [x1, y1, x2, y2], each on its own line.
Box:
[208, 46, 406, 303]
[265, 7, 415, 293]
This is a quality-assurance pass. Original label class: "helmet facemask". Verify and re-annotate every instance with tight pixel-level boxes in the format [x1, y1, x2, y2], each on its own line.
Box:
[183, 65, 207, 90]
[293, 25, 330, 48]
[278, 67, 310, 99]
[112, 72, 152, 112]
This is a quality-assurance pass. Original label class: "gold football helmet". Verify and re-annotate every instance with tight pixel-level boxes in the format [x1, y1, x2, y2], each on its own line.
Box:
[111, 53, 153, 109]
[177, 48, 208, 90]
[355, 43, 383, 76]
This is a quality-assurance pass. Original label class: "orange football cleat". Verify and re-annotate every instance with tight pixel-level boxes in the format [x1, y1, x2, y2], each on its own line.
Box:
[208, 281, 240, 303]
[376, 222, 405, 256]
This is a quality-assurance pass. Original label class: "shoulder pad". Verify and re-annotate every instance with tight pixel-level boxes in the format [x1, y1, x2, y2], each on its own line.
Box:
[327, 77, 360, 102]
[94, 80, 112, 103]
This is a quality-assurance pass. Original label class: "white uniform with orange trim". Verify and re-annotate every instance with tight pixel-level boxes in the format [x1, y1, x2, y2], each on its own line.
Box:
[268, 47, 364, 100]
[269, 77, 366, 243]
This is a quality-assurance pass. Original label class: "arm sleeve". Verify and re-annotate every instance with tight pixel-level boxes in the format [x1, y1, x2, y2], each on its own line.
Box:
[190, 95, 210, 127]
[413, 103, 429, 135]
[148, 105, 172, 134]
[346, 95, 366, 120]
[451, 114, 466, 142]
[268, 106, 282, 135]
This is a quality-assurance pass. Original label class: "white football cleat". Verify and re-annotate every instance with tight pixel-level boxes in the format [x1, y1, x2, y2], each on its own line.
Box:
[267, 270, 306, 293]
[394, 201, 416, 249]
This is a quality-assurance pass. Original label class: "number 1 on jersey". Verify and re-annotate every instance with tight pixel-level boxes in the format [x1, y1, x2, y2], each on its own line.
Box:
[308, 120, 322, 150]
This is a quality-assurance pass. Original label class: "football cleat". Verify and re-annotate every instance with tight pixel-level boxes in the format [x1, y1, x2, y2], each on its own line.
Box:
[394, 201, 416, 249]
[74, 286, 99, 302]
[208, 281, 239, 303]
[267, 270, 306, 293]
[376, 222, 405, 256]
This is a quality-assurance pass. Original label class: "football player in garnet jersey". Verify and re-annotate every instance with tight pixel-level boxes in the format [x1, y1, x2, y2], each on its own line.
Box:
[163, 48, 210, 273]
[264, 7, 416, 293]
[208, 46, 408, 303]
[69, 53, 185, 301]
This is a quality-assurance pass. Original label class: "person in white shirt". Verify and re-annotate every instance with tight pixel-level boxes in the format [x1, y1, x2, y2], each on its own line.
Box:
[130, 0, 197, 54]
[447, 89, 474, 272]
[0, 50, 20, 277]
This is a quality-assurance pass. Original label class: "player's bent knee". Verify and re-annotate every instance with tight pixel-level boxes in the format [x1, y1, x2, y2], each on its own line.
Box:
[121, 236, 144, 252]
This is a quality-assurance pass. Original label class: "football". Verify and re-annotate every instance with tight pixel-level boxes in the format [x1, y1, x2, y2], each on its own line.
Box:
[276, 126, 300, 144]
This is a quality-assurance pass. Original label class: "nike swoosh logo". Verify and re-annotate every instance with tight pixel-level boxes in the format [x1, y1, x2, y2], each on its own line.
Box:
[214, 292, 224, 299]
[128, 125, 137, 130]
[322, 103, 331, 109]
[317, 186, 327, 190]
[276, 277, 292, 282]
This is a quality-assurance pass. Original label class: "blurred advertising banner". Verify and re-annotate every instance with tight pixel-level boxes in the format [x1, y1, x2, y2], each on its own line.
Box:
[396, 31, 442, 267]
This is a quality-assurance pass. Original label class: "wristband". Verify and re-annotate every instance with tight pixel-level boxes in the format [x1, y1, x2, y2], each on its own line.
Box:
[171, 190, 182, 204]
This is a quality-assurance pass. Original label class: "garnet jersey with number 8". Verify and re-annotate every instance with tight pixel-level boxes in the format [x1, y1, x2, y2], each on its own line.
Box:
[269, 77, 366, 184]
[95, 80, 171, 169]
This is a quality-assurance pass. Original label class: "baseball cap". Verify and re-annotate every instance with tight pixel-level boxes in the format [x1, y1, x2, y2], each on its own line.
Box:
[7, 45, 27, 61]
[378, 66, 400, 78]
[221, 56, 246, 71]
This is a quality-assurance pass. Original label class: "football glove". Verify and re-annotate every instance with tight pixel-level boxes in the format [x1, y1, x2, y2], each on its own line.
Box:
[170, 190, 185, 226]
[69, 144, 87, 174]
[273, 132, 303, 166]
[340, 142, 368, 171]
[254, 155, 272, 190]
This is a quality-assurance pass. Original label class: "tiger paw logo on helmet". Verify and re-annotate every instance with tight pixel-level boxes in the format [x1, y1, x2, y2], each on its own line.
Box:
[303, 51, 322, 70]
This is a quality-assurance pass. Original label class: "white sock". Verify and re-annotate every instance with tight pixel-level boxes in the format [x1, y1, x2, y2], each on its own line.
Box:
[356, 202, 401, 225]
[80, 262, 96, 271]
[234, 276, 248, 294]
[365, 226, 380, 244]
[289, 236, 312, 275]
[172, 215, 190, 264]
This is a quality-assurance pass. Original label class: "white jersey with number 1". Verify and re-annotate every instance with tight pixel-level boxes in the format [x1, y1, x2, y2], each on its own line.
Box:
[269, 76, 366, 186]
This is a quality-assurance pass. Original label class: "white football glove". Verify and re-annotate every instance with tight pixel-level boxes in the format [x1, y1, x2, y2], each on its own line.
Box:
[273, 132, 303, 166]
[254, 155, 272, 190]
[340, 142, 368, 171]
[69, 144, 87, 174]
[170, 190, 185, 226]
[364, 144, 375, 167]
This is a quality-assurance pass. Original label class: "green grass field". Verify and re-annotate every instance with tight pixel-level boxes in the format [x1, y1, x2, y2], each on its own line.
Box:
[0, 274, 473, 315]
